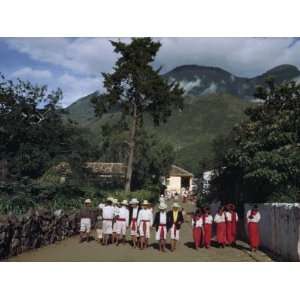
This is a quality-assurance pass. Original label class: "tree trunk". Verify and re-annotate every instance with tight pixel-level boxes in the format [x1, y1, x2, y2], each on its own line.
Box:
[125, 104, 137, 192]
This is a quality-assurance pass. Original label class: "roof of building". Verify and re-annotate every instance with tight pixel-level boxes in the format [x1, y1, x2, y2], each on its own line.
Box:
[53, 162, 126, 176]
[169, 165, 193, 177]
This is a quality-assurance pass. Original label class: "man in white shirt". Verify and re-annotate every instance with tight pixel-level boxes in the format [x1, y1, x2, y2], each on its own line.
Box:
[153, 202, 168, 252]
[102, 197, 115, 245]
[137, 200, 153, 250]
[112, 198, 120, 244]
[116, 200, 129, 246]
[129, 198, 140, 248]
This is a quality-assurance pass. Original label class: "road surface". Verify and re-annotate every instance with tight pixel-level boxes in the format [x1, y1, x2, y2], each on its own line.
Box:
[8, 200, 273, 262]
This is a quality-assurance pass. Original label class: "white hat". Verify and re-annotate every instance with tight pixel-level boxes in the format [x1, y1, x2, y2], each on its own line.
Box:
[98, 203, 105, 210]
[159, 202, 167, 210]
[142, 200, 150, 206]
[84, 198, 92, 204]
[121, 200, 128, 206]
[130, 198, 139, 205]
[112, 198, 119, 204]
[106, 197, 114, 202]
[172, 202, 181, 208]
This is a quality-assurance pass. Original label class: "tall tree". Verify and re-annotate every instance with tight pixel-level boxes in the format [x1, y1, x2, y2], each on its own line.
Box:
[210, 79, 300, 204]
[92, 38, 184, 191]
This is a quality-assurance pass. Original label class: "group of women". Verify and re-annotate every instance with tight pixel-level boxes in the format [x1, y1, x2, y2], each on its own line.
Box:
[191, 204, 261, 251]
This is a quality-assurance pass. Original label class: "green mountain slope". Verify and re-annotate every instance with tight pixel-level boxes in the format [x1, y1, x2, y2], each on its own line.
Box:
[64, 64, 300, 173]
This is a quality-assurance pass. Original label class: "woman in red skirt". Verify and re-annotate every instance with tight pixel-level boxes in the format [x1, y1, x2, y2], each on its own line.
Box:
[203, 207, 213, 248]
[229, 204, 239, 245]
[246, 205, 261, 251]
[214, 207, 226, 248]
[192, 209, 203, 249]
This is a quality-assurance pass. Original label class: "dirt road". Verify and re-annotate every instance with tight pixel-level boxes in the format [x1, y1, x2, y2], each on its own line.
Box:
[8, 200, 273, 262]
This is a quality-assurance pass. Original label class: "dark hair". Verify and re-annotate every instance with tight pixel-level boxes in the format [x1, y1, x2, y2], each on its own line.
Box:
[253, 204, 258, 210]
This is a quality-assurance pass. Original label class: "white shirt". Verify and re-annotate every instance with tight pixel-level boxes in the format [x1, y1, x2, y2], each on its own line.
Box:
[137, 208, 153, 226]
[225, 211, 232, 222]
[113, 205, 120, 216]
[192, 216, 203, 228]
[159, 212, 167, 225]
[131, 207, 139, 219]
[118, 206, 129, 226]
[214, 213, 226, 223]
[203, 214, 213, 224]
[246, 210, 261, 223]
[102, 205, 114, 220]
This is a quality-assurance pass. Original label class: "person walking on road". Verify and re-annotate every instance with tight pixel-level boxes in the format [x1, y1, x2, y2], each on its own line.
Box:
[137, 200, 153, 250]
[129, 198, 140, 248]
[102, 198, 115, 246]
[203, 207, 213, 248]
[246, 205, 261, 251]
[153, 202, 168, 252]
[192, 209, 203, 250]
[214, 207, 226, 248]
[167, 202, 184, 252]
[116, 200, 129, 246]
[79, 198, 93, 243]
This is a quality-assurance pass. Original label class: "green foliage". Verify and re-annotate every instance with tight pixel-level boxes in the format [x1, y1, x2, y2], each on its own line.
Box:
[211, 79, 300, 204]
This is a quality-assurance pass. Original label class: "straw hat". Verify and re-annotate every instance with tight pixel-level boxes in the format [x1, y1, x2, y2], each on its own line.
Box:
[106, 196, 114, 202]
[98, 203, 105, 210]
[84, 198, 92, 204]
[112, 198, 119, 204]
[121, 200, 128, 206]
[159, 202, 167, 210]
[130, 198, 139, 205]
[142, 200, 150, 206]
[172, 202, 181, 208]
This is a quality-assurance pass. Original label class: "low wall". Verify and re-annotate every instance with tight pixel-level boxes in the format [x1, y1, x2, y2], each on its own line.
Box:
[0, 208, 96, 260]
[244, 203, 300, 261]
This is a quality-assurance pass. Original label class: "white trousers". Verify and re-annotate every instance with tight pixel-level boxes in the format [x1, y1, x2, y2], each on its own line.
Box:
[80, 218, 91, 233]
[96, 229, 103, 239]
[138, 221, 151, 238]
[170, 224, 180, 240]
[116, 220, 127, 235]
[103, 220, 113, 235]
[155, 225, 167, 241]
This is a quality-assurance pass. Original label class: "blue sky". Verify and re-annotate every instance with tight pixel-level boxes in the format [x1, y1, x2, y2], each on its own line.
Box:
[0, 37, 299, 107]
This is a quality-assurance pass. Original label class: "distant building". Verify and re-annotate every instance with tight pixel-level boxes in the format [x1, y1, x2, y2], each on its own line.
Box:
[162, 165, 194, 194]
[45, 161, 126, 184]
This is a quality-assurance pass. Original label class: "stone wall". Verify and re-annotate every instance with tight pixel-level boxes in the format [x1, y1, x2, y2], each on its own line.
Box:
[244, 203, 300, 261]
[0, 208, 97, 260]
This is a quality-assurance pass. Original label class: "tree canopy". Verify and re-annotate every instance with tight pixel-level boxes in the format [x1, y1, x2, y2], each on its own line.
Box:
[210, 79, 300, 204]
[92, 38, 184, 191]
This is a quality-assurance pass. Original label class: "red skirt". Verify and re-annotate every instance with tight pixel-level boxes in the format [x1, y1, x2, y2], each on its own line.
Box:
[231, 220, 237, 242]
[193, 227, 202, 248]
[226, 222, 233, 244]
[248, 222, 260, 248]
[204, 224, 212, 247]
[216, 222, 226, 244]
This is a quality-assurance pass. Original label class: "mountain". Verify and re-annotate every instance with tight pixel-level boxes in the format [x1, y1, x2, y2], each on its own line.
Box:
[165, 64, 300, 99]
[64, 64, 300, 173]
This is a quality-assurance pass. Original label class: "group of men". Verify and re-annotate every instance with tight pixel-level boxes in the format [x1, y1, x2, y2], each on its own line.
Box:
[80, 197, 184, 252]
[79, 197, 262, 253]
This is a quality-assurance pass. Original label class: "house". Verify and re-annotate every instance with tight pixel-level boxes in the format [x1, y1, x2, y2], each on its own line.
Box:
[44, 162, 126, 184]
[162, 165, 194, 194]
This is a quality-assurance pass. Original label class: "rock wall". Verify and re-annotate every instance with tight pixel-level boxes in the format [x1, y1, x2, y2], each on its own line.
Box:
[244, 203, 300, 261]
[0, 208, 97, 260]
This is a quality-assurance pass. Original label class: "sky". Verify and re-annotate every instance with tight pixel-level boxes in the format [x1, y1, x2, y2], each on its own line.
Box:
[0, 37, 300, 107]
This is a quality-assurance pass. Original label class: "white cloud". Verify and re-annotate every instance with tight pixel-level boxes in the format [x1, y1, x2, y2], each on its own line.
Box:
[6, 38, 119, 76]
[178, 78, 202, 94]
[4, 37, 300, 106]
[55, 73, 101, 107]
[11, 67, 52, 79]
